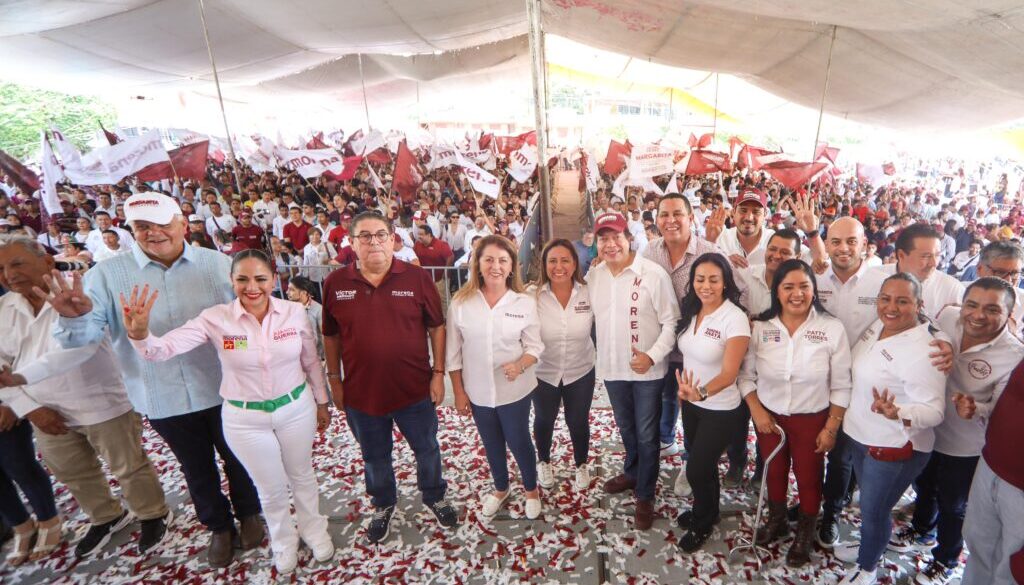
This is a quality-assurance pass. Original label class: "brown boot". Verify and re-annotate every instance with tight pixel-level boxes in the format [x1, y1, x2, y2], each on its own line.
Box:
[238, 515, 265, 550]
[755, 501, 789, 545]
[207, 529, 235, 568]
[786, 512, 816, 567]
[603, 474, 636, 495]
[634, 500, 654, 530]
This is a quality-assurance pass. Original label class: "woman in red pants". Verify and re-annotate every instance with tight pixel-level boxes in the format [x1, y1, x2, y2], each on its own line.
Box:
[737, 259, 853, 566]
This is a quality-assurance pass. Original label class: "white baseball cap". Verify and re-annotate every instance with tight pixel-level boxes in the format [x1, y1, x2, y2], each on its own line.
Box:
[124, 192, 182, 225]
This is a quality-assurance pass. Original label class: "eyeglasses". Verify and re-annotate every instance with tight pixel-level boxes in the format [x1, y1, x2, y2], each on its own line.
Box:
[353, 230, 391, 244]
[987, 268, 1022, 281]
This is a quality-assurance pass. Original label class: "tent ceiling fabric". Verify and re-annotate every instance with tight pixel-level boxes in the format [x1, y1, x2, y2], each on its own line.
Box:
[2, 0, 1024, 130]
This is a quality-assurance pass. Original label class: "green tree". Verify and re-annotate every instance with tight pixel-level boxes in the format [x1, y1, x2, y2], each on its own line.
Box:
[0, 82, 117, 160]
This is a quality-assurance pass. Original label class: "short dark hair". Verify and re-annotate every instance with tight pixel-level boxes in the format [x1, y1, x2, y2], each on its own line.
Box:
[769, 228, 802, 255]
[351, 211, 391, 235]
[895, 224, 940, 255]
[964, 276, 1017, 314]
[94, 211, 111, 218]
[656, 193, 693, 215]
[419, 225, 434, 238]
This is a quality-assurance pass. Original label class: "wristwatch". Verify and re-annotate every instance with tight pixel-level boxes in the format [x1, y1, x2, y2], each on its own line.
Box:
[697, 385, 709, 401]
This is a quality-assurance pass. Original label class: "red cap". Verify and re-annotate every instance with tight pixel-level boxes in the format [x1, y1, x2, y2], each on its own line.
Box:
[737, 189, 768, 208]
[594, 212, 628, 235]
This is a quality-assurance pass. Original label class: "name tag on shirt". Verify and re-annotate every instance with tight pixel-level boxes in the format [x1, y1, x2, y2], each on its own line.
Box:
[223, 335, 248, 350]
[967, 359, 992, 379]
[857, 296, 877, 306]
[703, 327, 722, 340]
[391, 290, 415, 298]
[335, 290, 357, 301]
[762, 328, 781, 343]
[273, 328, 297, 342]
[804, 330, 828, 344]
[574, 302, 591, 313]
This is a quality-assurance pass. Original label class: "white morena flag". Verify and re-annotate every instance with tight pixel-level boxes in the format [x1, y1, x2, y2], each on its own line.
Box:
[275, 148, 343, 179]
[49, 126, 82, 170]
[385, 130, 405, 154]
[455, 151, 500, 199]
[352, 129, 386, 156]
[177, 131, 208, 146]
[326, 129, 346, 147]
[64, 129, 169, 185]
[629, 143, 674, 179]
[405, 126, 434, 151]
[39, 131, 65, 215]
[428, 143, 457, 171]
[584, 150, 600, 191]
[507, 144, 538, 183]
[367, 163, 385, 191]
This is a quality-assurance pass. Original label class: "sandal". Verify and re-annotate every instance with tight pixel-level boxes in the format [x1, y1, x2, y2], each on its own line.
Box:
[28, 519, 62, 562]
[6, 521, 36, 567]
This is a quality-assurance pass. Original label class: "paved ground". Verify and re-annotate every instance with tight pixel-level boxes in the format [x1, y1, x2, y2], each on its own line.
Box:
[0, 381, 962, 584]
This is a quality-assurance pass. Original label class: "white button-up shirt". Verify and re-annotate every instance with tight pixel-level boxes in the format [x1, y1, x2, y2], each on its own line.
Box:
[736, 263, 772, 317]
[845, 321, 947, 452]
[677, 300, 751, 411]
[816, 261, 888, 344]
[932, 307, 1024, 457]
[878, 264, 965, 319]
[446, 290, 544, 407]
[0, 293, 132, 427]
[716, 227, 775, 265]
[587, 254, 680, 382]
[738, 309, 852, 415]
[533, 283, 595, 387]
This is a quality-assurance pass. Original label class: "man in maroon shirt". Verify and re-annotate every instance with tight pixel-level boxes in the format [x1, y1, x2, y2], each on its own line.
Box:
[230, 211, 265, 251]
[412, 225, 453, 311]
[327, 212, 352, 249]
[962, 357, 1024, 585]
[322, 211, 457, 544]
[281, 207, 312, 253]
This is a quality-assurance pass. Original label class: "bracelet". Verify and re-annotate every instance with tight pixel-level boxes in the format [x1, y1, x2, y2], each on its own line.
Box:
[432, 369, 445, 375]
[828, 414, 843, 423]
[326, 373, 341, 379]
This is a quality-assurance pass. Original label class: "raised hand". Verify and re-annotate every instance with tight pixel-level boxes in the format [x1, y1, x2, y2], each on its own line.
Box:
[704, 207, 727, 242]
[951, 392, 977, 420]
[870, 387, 901, 420]
[789, 193, 820, 235]
[119, 285, 159, 340]
[675, 368, 702, 402]
[33, 269, 93, 318]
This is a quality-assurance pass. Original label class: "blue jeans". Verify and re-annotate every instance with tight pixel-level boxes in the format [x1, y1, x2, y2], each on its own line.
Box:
[822, 429, 857, 520]
[471, 394, 537, 492]
[604, 379, 662, 501]
[848, 438, 931, 571]
[0, 421, 57, 526]
[911, 452, 979, 567]
[659, 364, 682, 446]
[345, 399, 447, 508]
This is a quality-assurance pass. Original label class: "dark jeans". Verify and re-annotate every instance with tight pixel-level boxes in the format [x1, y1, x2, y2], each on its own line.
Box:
[148, 405, 261, 532]
[659, 364, 682, 446]
[848, 438, 931, 571]
[727, 401, 751, 470]
[911, 452, 979, 567]
[681, 401, 747, 531]
[345, 398, 447, 508]
[532, 369, 595, 467]
[471, 394, 537, 492]
[605, 379, 663, 501]
[0, 421, 57, 526]
[822, 429, 857, 521]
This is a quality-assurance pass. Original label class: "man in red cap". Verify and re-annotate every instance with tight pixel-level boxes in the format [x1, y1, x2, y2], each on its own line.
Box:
[706, 189, 773, 268]
[230, 211, 265, 252]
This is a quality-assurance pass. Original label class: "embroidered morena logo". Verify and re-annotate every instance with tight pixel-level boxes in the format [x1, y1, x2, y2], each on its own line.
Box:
[273, 328, 298, 342]
[391, 290, 414, 297]
[128, 199, 160, 207]
[335, 290, 356, 301]
[574, 302, 591, 313]
[880, 349, 894, 361]
[858, 296, 878, 306]
[967, 359, 992, 379]
[505, 312, 525, 319]
[223, 335, 248, 350]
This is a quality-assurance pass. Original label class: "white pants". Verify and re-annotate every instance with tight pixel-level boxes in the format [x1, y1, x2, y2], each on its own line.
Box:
[962, 457, 1024, 585]
[222, 388, 329, 554]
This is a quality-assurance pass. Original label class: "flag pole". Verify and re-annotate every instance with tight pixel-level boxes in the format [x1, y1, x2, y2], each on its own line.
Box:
[358, 54, 372, 130]
[712, 73, 720, 141]
[526, 0, 553, 242]
[811, 25, 838, 161]
[197, 0, 243, 195]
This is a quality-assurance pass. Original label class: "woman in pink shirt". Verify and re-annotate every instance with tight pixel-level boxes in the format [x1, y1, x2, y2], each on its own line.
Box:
[121, 249, 333, 574]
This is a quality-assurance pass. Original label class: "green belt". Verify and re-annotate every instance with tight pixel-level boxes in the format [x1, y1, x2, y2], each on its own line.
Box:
[227, 383, 305, 413]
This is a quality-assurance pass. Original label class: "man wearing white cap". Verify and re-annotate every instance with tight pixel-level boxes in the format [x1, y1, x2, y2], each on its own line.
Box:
[43, 192, 263, 568]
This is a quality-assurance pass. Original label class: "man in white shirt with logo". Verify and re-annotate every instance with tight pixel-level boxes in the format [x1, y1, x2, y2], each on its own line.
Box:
[84, 211, 134, 254]
[586, 212, 680, 530]
[880, 224, 965, 319]
[705, 189, 776, 269]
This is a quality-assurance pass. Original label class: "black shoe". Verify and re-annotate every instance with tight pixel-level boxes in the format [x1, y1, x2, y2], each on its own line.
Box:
[138, 510, 174, 554]
[677, 527, 714, 553]
[75, 511, 134, 559]
[787, 502, 801, 523]
[675, 510, 721, 531]
[367, 505, 395, 544]
[723, 464, 745, 488]
[426, 499, 459, 529]
[817, 515, 839, 549]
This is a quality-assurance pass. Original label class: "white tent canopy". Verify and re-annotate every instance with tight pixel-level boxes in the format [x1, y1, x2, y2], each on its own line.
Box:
[3, 0, 1024, 130]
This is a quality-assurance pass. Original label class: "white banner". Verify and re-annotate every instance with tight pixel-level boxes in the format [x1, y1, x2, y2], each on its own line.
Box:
[351, 129, 385, 156]
[49, 126, 82, 169]
[629, 143, 675, 179]
[39, 132, 65, 215]
[176, 131, 208, 146]
[507, 145, 538, 183]
[385, 130, 405, 154]
[275, 148, 344, 178]
[368, 163, 385, 191]
[326, 129, 345, 147]
[405, 127, 434, 151]
[455, 151, 500, 199]
[64, 129, 169, 185]
[458, 147, 493, 167]
[428, 143, 457, 171]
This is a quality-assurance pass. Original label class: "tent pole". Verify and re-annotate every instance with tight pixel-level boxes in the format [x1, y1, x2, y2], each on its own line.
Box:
[812, 25, 838, 160]
[196, 0, 242, 194]
[526, 0, 553, 242]
[712, 73, 720, 140]
[358, 54, 372, 130]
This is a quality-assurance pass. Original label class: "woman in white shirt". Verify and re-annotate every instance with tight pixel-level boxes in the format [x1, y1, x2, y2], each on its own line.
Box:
[833, 272, 946, 585]
[531, 239, 595, 492]
[738, 259, 852, 567]
[447, 235, 545, 519]
[674, 253, 750, 553]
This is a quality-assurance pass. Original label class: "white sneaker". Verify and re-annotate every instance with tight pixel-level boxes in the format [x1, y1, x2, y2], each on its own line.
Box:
[574, 464, 591, 491]
[274, 548, 298, 573]
[537, 461, 555, 489]
[480, 492, 509, 517]
[310, 538, 335, 563]
[660, 441, 679, 458]
[838, 566, 877, 585]
[673, 464, 693, 497]
[834, 541, 860, 564]
[525, 497, 542, 520]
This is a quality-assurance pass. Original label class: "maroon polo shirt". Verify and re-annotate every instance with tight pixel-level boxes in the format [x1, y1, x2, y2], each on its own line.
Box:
[231, 224, 264, 250]
[322, 259, 444, 416]
[413, 238, 453, 282]
[327, 225, 349, 248]
[282, 220, 312, 252]
[982, 357, 1024, 492]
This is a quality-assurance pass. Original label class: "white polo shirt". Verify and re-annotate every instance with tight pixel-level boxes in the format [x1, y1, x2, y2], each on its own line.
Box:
[586, 254, 680, 382]
[816, 261, 888, 344]
[716, 227, 775, 265]
[878, 264, 965, 319]
[676, 300, 751, 411]
[445, 290, 544, 408]
[844, 321, 947, 452]
[933, 307, 1024, 457]
[532, 283, 596, 387]
[738, 309, 852, 415]
[736, 263, 772, 317]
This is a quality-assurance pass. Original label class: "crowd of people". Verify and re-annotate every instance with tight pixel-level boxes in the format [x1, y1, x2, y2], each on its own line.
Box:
[0, 145, 1021, 585]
